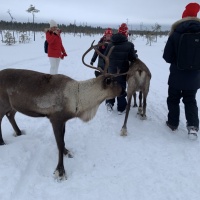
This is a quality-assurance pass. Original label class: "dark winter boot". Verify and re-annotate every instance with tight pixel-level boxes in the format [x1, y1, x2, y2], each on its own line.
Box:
[166, 121, 178, 131]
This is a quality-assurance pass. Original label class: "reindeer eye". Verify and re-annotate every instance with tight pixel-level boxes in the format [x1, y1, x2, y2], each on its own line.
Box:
[105, 77, 112, 85]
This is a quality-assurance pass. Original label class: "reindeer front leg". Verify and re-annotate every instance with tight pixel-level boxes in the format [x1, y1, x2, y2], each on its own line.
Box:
[0, 117, 5, 145]
[51, 119, 67, 180]
[121, 96, 132, 136]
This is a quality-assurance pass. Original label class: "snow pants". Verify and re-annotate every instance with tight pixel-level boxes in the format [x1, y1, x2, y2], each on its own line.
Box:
[167, 86, 199, 129]
[49, 57, 60, 75]
[106, 75, 127, 112]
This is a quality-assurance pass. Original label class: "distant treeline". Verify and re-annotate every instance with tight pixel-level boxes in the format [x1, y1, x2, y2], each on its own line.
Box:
[0, 20, 169, 36]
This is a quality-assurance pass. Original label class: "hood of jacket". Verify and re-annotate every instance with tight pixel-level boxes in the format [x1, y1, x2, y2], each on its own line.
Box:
[111, 33, 128, 44]
[169, 17, 200, 36]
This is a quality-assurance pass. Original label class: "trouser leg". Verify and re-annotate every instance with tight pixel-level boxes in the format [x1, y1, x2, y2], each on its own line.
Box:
[182, 90, 199, 129]
[116, 75, 127, 112]
[117, 93, 127, 112]
[49, 57, 60, 74]
[167, 86, 181, 127]
[105, 70, 127, 110]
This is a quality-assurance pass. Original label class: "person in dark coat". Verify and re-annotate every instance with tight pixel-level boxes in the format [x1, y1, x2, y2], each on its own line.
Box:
[163, 2, 200, 139]
[104, 23, 138, 114]
[90, 28, 113, 77]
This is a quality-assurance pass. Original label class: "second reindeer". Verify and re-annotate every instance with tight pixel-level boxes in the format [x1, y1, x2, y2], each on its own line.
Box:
[120, 58, 152, 136]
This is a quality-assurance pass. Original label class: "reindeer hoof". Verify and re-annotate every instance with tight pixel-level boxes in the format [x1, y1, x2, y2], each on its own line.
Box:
[140, 115, 147, 120]
[120, 128, 127, 136]
[13, 130, 25, 137]
[16, 133, 22, 136]
[54, 169, 67, 181]
[137, 107, 143, 115]
[64, 148, 73, 158]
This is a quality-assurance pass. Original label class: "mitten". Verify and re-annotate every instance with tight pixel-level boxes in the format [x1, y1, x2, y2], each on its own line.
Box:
[134, 50, 138, 58]
[63, 52, 67, 57]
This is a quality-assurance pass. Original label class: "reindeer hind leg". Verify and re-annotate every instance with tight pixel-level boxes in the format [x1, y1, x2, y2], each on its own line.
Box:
[6, 110, 22, 136]
[137, 91, 143, 116]
[140, 91, 148, 120]
[133, 92, 138, 107]
[62, 123, 73, 158]
[121, 95, 132, 136]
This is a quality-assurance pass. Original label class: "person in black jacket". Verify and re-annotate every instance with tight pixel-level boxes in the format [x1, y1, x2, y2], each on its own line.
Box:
[163, 2, 200, 139]
[104, 23, 138, 115]
[90, 28, 112, 77]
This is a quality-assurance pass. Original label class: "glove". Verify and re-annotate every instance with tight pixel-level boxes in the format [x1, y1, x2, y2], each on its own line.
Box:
[63, 52, 67, 57]
[134, 50, 138, 58]
[90, 61, 93, 65]
[61, 52, 67, 59]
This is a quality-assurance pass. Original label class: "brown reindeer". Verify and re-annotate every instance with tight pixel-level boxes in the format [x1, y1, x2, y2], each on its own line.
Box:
[0, 41, 125, 180]
[120, 58, 152, 136]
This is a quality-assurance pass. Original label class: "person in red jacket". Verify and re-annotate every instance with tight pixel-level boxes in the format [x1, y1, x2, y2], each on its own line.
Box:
[45, 20, 67, 74]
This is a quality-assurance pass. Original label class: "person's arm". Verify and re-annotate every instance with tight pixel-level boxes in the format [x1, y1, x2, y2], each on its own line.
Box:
[90, 39, 103, 65]
[103, 43, 112, 56]
[90, 51, 98, 65]
[163, 36, 175, 63]
[128, 43, 138, 61]
[61, 44, 67, 55]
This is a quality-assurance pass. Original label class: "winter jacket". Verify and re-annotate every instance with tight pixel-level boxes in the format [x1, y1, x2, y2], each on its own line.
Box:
[163, 17, 200, 90]
[91, 37, 110, 70]
[46, 31, 66, 58]
[104, 33, 137, 74]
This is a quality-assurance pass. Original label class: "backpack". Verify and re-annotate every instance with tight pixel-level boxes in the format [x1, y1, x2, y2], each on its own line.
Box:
[44, 40, 48, 53]
[177, 32, 200, 70]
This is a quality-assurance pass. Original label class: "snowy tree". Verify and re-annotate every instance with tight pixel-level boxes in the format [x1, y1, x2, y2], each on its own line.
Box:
[26, 5, 39, 41]
[151, 23, 161, 42]
[7, 10, 15, 38]
[4, 31, 15, 45]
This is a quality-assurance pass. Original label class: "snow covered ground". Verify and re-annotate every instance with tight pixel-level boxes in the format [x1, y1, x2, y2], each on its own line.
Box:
[0, 31, 200, 200]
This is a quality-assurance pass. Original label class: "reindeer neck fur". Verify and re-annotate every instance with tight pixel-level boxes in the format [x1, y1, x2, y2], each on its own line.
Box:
[75, 77, 107, 122]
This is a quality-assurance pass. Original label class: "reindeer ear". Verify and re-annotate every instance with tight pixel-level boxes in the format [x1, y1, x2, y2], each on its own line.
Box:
[94, 71, 101, 77]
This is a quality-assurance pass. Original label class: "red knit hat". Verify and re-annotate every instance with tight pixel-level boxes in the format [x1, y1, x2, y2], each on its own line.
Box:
[104, 28, 113, 36]
[118, 23, 128, 37]
[182, 2, 200, 18]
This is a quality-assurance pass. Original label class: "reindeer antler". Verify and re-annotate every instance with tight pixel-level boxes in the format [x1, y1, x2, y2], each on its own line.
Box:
[82, 40, 103, 73]
[82, 40, 114, 75]
[82, 41, 128, 77]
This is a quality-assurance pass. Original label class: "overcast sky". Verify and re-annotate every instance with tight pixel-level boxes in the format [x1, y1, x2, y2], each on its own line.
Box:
[0, 0, 199, 29]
